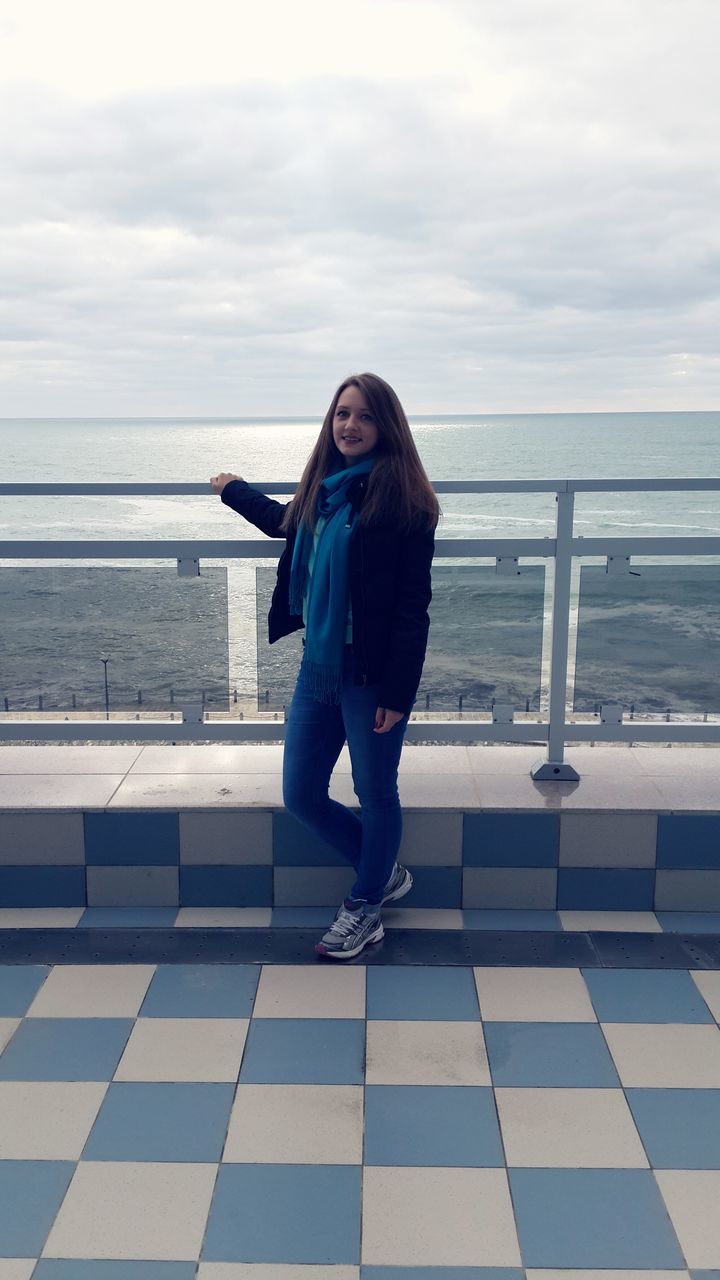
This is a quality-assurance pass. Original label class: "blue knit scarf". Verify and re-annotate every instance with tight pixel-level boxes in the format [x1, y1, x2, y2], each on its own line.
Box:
[289, 450, 378, 703]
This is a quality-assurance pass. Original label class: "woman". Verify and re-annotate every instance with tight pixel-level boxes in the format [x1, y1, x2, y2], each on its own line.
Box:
[210, 372, 439, 959]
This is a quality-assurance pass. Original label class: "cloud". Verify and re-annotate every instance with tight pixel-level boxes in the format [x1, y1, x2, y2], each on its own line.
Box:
[0, 0, 719, 412]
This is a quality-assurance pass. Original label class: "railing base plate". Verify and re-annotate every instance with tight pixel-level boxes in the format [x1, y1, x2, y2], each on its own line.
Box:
[530, 756, 581, 781]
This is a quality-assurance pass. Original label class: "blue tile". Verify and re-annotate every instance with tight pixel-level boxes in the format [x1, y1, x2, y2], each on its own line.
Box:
[0, 866, 85, 906]
[139, 963, 259, 1018]
[34, 1264, 197, 1279]
[82, 1082, 235, 1161]
[367, 966, 480, 1021]
[582, 967, 714, 1023]
[485, 1022, 619, 1086]
[509, 1168, 684, 1267]
[0, 963, 50, 1016]
[180, 864, 272, 906]
[405, 866, 462, 908]
[239, 1019, 365, 1084]
[626, 1089, 720, 1168]
[84, 812, 179, 866]
[273, 811, 348, 865]
[364, 1085, 503, 1166]
[202, 1163, 361, 1262]
[558, 868, 654, 909]
[692, 1274, 720, 1280]
[463, 813, 559, 867]
[657, 911, 720, 933]
[0, 1159, 75, 1255]
[463, 909, 562, 930]
[78, 906, 179, 927]
[658, 815, 720, 868]
[0, 1018, 133, 1080]
[362, 1271, 524, 1280]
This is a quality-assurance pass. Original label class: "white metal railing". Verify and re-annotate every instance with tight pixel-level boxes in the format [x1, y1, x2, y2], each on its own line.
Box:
[2, 478, 720, 780]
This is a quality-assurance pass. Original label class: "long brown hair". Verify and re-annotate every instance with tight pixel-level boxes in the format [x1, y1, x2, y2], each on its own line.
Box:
[278, 372, 441, 536]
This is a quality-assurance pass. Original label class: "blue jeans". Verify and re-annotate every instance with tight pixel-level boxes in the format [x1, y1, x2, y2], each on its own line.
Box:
[282, 644, 410, 905]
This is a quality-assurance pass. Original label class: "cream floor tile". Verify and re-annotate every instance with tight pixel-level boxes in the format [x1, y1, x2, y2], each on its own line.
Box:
[224, 1084, 363, 1163]
[654, 1170, 720, 1268]
[0, 1081, 107, 1159]
[0, 1020, 19, 1054]
[0, 745, 143, 774]
[383, 908, 464, 929]
[473, 967, 596, 1021]
[365, 1020, 491, 1085]
[42, 1160, 217, 1261]
[175, 908, 272, 927]
[26, 964, 156, 1017]
[0, 908, 84, 928]
[196, 1266, 360, 1278]
[559, 911, 662, 932]
[253, 965, 365, 1018]
[602, 1023, 720, 1087]
[689, 970, 720, 1021]
[114, 1017, 249, 1082]
[0, 774, 124, 808]
[362, 1166, 521, 1266]
[0, 1262, 37, 1280]
[495, 1087, 649, 1167]
[130, 744, 285, 773]
[107, 773, 284, 807]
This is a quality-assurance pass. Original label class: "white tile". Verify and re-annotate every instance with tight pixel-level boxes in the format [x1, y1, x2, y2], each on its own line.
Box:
[398, 746, 473, 775]
[365, 1020, 491, 1085]
[559, 911, 662, 932]
[383, 908, 464, 929]
[0, 1262, 39, 1280]
[466, 746, 548, 775]
[175, 908, 272, 927]
[395, 774, 483, 808]
[253, 966, 365, 1018]
[602, 1023, 720, 1087]
[0, 745, 142, 774]
[26, 964, 155, 1018]
[655, 1170, 720, 1268]
[645, 775, 720, 809]
[130, 744, 285, 773]
[196, 1266, 359, 1278]
[0, 774, 124, 808]
[474, 774, 666, 810]
[0, 1020, 20, 1054]
[634, 746, 720, 775]
[527, 1272, 689, 1280]
[224, 1084, 363, 1163]
[559, 813, 657, 867]
[0, 908, 84, 928]
[107, 773, 283, 807]
[42, 1161, 217, 1260]
[114, 1018, 249, 1082]
[689, 970, 720, 1021]
[0, 1082, 107, 1159]
[495, 1087, 649, 1167]
[473, 967, 596, 1021]
[362, 1166, 521, 1266]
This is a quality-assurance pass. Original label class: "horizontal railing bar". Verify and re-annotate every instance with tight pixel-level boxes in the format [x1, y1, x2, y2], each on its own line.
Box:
[572, 536, 720, 555]
[2, 478, 720, 496]
[0, 538, 557, 558]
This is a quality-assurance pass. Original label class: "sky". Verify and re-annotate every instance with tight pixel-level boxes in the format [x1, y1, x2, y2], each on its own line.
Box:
[1, 0, 719, 415]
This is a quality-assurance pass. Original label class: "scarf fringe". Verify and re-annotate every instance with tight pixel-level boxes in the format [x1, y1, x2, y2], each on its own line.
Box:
[300, 656, 344, 704]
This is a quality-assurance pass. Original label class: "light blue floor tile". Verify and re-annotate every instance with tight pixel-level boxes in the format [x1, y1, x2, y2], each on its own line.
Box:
[0, 963, 50, 1015]
[484, 1021, 620, 1086]
[364, 1085, 503, 1166]
[82, 1082, 235, 1161]
[139, 963, 259, 1017]
[34, 1263, 197, 1279]
[0, 1159, 75, 1256]
[366, 966, 481, 1020]
[582, 967, 715, 1022]
[0, 1017, 133, 1081]
[239, 1018, 366, 1084]
[509, 1167, 685, 1268]
[626, 1088, 720, 1168]
[202, 1163, 362, 1263]
[658, 912, 720, 933]
[463, 910, 561, 930]
[691, 1273, 720, 1280]
[78, 907, 180, 928]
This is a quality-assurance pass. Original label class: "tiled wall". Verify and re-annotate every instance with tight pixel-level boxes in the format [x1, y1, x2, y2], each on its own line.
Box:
[1, 808, 719, 909]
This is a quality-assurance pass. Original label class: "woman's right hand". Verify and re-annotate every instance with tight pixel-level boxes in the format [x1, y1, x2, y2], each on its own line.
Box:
[210, 472, 244, 494]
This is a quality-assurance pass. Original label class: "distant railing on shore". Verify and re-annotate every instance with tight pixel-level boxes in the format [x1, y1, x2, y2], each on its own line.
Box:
[2, 478, 720, 780]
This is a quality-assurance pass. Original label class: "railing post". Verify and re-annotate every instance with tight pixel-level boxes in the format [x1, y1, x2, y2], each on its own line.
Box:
[531, 487, 580, 781]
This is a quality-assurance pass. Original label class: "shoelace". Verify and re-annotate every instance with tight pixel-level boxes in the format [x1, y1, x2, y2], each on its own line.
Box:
[329, 908, 363, 937]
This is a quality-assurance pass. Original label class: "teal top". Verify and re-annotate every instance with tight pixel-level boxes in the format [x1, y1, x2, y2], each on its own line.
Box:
[302, 514, 353, 644]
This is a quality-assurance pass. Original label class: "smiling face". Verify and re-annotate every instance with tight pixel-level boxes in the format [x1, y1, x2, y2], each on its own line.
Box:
[332, 383, 380, 465]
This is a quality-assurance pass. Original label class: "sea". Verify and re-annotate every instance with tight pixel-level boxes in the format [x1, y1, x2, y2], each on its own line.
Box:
[2, 411, 720, 717]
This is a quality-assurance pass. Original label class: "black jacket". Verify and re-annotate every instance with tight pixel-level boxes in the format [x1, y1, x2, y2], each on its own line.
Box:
[221, 476, 435, 715]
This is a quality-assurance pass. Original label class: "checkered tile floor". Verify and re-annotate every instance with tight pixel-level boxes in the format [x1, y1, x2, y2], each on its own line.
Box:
[2, 961, 720, 1276]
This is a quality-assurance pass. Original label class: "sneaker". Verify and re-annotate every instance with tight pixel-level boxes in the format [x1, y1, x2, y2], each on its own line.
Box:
[381, 862, 413, 905]
[315, 897, 384, 960]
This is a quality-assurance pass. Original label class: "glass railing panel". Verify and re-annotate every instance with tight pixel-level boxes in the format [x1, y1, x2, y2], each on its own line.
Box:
[255, 564, 546, 713]
[0, 566, 229, 713]
[573, 563, 720, 715]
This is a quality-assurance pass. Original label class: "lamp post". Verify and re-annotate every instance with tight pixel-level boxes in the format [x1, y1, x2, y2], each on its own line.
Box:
[101, 658, 110, 720]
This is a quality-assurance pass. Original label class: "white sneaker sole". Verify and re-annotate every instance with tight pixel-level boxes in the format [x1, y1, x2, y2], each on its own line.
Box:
[315, 920, 385, 960]
[381, 869, 413, 905]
